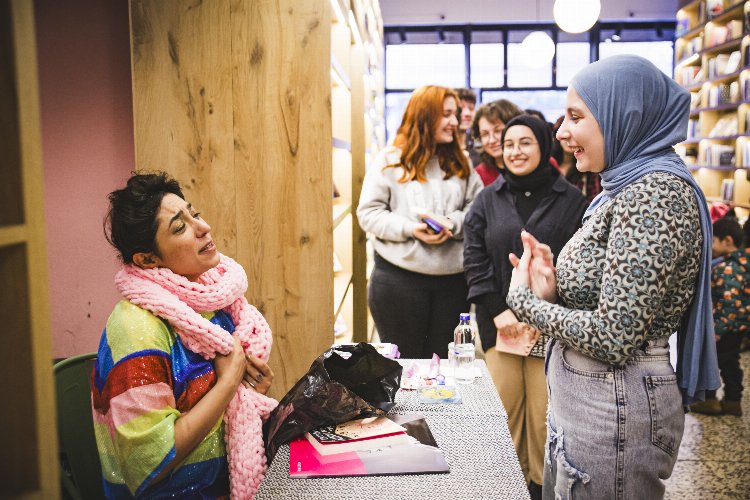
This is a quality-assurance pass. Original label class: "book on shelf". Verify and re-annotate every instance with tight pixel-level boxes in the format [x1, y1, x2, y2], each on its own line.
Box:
[726, 50, 742, 74]
[688, 118, 700, 139]
[706, 25, 729, 47]
[704, 143, 736, 165]
[690, 90, 702, 109]
[304, 416, 410, 456]
[721, 179, 735, 201]
[729, 19, 743, 39]
[289, 414, 449, 478]
[682, 67, 702, 87]
[676, 17, 690, 37]
[709, 115, 738, 136]
[742, 141, 750, 166]
[706, 0, 724, 18]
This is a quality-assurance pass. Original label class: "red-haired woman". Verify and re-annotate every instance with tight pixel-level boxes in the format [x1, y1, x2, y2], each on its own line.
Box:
[357, 85, 483, 358]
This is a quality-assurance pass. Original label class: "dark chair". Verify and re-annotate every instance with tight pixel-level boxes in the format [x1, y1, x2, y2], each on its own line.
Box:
[54, 353, 104, 500]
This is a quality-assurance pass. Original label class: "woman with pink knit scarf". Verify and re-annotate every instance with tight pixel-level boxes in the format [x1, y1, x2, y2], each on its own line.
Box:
[92, 172, 277, 499]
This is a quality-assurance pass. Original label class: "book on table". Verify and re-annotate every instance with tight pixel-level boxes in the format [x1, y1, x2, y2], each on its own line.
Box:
[304, 415, 410, 456]
[289, 414, 449, 478]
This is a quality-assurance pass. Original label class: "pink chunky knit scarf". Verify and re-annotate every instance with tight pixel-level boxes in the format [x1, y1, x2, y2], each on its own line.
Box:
[115, 253, 277, 499]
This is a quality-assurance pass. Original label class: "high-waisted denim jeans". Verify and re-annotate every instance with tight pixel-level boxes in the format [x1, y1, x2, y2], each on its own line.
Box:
[543, 337, 684, 500]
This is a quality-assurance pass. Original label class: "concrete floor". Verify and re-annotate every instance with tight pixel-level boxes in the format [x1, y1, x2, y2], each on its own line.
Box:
[664, 350, 750, 499]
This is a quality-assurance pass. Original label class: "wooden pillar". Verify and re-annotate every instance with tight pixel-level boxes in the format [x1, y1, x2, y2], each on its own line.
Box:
[130, 0, 333, 399]
[350, 43, 367, 342]
[0, 0, 58, 497]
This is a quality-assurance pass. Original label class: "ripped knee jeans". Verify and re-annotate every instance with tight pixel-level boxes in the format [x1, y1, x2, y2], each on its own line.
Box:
[543, 339, 684, 500]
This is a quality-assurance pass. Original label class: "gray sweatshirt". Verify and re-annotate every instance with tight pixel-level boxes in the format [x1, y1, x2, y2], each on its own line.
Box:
[357, 146, 484, 275]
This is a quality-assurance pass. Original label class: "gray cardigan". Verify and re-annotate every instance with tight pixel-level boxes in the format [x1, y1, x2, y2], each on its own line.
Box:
[357, 146, 483, 275]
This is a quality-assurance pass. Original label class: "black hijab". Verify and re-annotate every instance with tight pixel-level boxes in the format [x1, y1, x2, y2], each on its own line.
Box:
[500, 114, 558, 223]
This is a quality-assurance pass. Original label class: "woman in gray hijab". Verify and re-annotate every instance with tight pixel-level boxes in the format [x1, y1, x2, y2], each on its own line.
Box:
[505, 55, 720, 499]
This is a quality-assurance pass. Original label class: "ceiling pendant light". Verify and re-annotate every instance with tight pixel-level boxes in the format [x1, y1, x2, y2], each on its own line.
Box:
[522, 0, 555, 68]
[521, 31, 555, 68]
[554, 0, 601, 34]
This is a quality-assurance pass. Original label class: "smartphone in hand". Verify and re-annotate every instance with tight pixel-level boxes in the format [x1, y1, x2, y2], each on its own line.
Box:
[422, 217, 444, 234]
[413, 208, 454, 235]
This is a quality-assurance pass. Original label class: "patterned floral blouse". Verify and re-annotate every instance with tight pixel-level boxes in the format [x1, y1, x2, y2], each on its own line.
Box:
[507, 172, 703, 366]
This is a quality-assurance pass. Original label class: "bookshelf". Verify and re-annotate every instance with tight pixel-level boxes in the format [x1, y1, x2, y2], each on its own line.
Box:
[675, 0, 750, 216]
[331, 0, 385, 343]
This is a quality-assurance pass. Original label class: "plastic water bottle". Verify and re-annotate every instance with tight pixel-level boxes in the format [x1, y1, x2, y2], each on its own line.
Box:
[452, 313, 476, 384]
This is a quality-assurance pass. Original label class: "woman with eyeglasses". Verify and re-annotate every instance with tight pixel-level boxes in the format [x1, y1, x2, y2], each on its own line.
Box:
[357, 85, 483, 359]
[471, 99, 524, 186]
[464, 114, 587, 498]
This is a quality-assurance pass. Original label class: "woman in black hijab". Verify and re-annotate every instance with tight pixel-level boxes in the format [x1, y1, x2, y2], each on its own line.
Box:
[463, 115, 588, 498]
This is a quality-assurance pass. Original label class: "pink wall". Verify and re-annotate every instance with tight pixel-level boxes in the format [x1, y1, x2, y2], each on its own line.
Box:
[35, 0, 134, 357]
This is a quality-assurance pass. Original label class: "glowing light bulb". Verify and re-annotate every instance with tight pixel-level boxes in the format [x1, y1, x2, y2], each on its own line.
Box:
[554, 0, 601, 34]
[521, 31, 555, 68]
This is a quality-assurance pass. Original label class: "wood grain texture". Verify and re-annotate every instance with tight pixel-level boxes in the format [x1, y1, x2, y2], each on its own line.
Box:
[130, 0, 238, 256]
[1, 1, 58, 497]
[350, 43, 367, 342]
[130, 0, 333, 399]
[230, 0, 332, 398]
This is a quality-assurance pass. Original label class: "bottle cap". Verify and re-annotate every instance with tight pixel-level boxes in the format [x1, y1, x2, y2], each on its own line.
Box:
[459, 313, 470, 321]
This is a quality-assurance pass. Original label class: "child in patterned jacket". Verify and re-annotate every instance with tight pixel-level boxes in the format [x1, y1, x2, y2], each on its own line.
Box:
[692, 216, 749, 416]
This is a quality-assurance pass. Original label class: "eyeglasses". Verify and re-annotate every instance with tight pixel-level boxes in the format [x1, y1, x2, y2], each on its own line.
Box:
[479, 128, 504, 142]
[502, 139, 538, 153]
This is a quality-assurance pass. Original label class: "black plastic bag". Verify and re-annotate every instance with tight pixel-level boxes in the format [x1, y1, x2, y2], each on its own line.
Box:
[263, 343, 402, 462]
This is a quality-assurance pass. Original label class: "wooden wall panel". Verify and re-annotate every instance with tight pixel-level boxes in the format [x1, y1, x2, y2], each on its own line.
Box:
[130, 0, 333, 399]
[130, 0, 237, 256]
[0, 1, 57, 497]
[231, 0, 333, 398]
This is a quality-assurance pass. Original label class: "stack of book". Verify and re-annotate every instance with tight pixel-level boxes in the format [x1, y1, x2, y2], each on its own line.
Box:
[289, 414, 449, 478]
[304, 416, 411, 456]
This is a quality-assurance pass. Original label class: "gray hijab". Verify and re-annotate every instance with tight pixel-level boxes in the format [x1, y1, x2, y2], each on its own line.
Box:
[571, 55, 720, 405]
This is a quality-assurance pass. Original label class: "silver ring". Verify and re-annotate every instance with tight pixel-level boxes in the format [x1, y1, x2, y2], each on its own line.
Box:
[249, 380, 256, 388]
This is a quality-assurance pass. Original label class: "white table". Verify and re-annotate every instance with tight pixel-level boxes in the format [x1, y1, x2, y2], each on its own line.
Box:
[256, 359, 530, 500]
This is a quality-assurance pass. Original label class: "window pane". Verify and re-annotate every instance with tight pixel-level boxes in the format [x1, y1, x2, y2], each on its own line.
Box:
[470, 43, 504, 87]
[507, 35, 552, 88]
[598, 41, 674, 76]
[385, 92, 413, 143]
[556, 42, 589, 87]
[480, 90, 566, 125]
[385, 44, 466, 88]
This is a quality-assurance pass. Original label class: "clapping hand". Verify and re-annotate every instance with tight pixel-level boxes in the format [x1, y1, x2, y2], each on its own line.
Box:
[509, 231, 558, 303]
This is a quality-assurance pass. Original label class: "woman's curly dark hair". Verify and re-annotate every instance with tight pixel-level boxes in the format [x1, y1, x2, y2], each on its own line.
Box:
[104, 171, 184, 263]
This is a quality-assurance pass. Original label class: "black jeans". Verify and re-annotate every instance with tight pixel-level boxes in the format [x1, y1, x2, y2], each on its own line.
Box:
[368, 253, 469, 359]
[706, 333, 744, 402]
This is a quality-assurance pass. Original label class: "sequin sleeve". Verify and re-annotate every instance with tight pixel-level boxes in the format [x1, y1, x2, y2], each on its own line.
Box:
[92, 300, 182, 496]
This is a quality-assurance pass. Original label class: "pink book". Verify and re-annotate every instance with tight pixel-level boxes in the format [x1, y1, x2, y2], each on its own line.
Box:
[289, 414, 449, 478]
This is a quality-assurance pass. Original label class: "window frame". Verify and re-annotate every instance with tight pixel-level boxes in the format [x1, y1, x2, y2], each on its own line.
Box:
[383, 20, 676, 103]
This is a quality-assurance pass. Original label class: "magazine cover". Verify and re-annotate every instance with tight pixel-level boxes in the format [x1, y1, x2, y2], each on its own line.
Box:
[289, 414, 449, 478]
